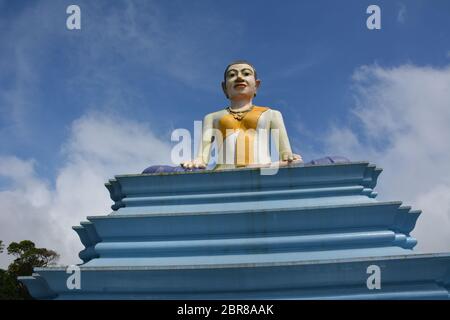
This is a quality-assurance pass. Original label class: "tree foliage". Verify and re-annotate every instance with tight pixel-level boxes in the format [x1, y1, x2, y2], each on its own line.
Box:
[0, 270, 23, 300]
[0, 240, 59, 300]
[7, 240, 59, 276]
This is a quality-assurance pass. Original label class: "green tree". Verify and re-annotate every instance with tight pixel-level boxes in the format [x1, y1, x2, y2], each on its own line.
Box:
[0, 239, 22, 299]
[7, 240, 59, 276]
[0, 270, 22, 300]
[0, 240, 59, 300]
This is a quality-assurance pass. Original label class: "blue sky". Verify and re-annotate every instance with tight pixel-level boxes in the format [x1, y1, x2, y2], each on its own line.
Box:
[1, 0, 449, 181]
[1, 0, 450, 266]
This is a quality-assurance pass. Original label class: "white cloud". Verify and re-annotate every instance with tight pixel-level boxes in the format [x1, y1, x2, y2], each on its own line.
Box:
[323, 64, 450, 253]
[0, 1, 241, 145]
[0, 113, 172, 268]
[0, 156, 54, 268]
[1, 0, 236, 269]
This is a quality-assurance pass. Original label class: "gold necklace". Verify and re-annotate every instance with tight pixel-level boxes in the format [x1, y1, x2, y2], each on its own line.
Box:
[227, 106, 254, 121]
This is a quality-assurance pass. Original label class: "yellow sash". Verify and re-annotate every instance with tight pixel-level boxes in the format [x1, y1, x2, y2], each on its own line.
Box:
[218, 106, 269, 167]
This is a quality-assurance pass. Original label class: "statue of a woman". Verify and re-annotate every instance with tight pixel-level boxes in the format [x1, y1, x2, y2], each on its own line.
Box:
[181, 60, 302, 170]
[181, 61, 303, 169]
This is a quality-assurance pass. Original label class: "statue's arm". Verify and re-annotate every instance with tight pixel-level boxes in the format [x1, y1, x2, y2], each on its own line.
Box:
[181, 113, 215, 169]
[196, 113, 214, 165]
[270, 110, 303, 162]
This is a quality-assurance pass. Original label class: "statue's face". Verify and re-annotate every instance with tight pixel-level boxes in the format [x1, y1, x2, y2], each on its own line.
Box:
[223, 63, 260, 100]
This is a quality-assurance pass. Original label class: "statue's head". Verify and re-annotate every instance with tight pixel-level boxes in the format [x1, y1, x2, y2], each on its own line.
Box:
[222, 60, 261, 100]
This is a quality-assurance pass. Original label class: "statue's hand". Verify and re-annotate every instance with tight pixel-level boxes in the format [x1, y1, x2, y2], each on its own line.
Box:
[180, 159, 206, 169]
[281, 153, 303, 163]
[292, 153, 303, 163]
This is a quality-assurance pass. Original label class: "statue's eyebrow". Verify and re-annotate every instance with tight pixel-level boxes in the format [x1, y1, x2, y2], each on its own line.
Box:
[226, 68, 254, 76]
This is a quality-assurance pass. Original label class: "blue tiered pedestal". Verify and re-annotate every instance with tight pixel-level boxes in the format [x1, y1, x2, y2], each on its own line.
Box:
[20, 162, 450, 299]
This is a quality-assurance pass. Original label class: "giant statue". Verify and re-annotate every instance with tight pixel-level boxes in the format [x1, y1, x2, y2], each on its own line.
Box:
[181, 60, 303, 170]
[22, 61, 450, 301]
